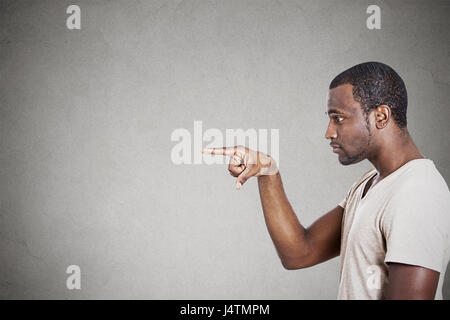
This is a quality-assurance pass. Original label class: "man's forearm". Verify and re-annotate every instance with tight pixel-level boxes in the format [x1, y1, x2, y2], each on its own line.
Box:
[257, 172, 311, 269]
[202, 146, 342, 268]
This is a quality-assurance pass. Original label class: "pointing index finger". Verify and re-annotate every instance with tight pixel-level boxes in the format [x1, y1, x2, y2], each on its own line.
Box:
[201, 146, 236, 156]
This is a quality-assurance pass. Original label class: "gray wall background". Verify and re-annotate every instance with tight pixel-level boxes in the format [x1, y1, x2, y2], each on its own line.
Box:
[0, 0, 449, 299]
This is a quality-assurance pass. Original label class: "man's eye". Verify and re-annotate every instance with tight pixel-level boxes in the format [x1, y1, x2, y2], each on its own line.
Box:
[334, 116, 344, 122]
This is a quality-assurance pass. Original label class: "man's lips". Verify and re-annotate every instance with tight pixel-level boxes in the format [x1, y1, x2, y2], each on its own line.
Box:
[330, 143, 341, 152]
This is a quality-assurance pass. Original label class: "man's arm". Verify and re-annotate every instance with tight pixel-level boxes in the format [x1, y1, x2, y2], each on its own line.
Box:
[258, 172, 343, 269]
[386, 263, 440, 299]
[202, 146, 344, 270]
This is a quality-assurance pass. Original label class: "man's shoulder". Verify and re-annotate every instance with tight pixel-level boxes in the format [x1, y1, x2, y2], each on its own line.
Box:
[395, 159, 449, 196]
[386, 160, 450, 218]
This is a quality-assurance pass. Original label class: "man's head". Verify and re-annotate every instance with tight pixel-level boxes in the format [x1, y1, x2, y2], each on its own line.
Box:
[325, 62, 408, 165]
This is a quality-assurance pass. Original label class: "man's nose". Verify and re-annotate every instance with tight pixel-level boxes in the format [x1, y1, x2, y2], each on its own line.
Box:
[325, 122, 337, 140]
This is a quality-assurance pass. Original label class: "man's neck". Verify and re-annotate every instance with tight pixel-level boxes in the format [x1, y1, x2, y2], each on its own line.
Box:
[368, 128, 424, 180]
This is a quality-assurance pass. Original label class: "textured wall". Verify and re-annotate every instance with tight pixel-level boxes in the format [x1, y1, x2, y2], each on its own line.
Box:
[0, 0, 449, 299]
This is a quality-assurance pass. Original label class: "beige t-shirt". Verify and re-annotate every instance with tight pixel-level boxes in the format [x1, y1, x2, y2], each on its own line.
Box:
[337, 159, 450, 300]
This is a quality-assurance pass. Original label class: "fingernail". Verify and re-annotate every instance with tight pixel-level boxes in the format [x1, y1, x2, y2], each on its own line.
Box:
[236, 182, 242, 190]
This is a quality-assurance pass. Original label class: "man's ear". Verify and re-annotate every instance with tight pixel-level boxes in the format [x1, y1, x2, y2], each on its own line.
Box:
[374, 105, 391, 129]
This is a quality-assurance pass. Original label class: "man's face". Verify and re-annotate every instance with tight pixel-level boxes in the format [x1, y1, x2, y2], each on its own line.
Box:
[325, 84, 373, 165]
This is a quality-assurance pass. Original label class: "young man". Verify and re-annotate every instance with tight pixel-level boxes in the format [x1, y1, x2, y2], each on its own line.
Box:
[202, 62, 450, 299]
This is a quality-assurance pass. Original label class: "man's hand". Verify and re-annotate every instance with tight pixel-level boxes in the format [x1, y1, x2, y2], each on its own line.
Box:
[201, 145, 278, 189]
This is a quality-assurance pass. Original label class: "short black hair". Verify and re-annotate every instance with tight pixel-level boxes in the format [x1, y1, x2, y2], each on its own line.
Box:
[329, 62, 408, 128]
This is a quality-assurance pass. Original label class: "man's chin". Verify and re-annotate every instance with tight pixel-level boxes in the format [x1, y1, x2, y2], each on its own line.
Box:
[338, 155, 364, 166]
[338, 158, 353, 166]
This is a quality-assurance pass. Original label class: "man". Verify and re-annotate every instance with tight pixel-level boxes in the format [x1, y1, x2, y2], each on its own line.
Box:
[202, 62, 450, 300]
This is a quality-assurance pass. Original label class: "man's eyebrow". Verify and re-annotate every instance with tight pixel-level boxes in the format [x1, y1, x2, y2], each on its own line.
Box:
[325, 108, 345, 116]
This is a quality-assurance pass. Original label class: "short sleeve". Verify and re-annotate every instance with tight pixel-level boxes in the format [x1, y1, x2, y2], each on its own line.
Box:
[382, 185, 450, 273]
